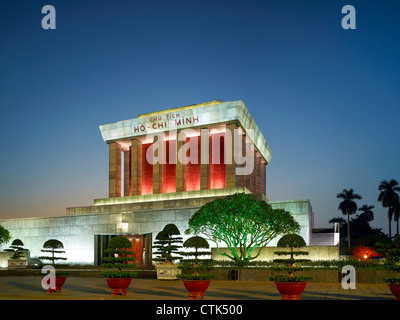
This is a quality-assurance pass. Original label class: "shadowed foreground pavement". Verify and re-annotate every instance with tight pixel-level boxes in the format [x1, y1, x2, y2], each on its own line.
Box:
[0, 277, 395, 300]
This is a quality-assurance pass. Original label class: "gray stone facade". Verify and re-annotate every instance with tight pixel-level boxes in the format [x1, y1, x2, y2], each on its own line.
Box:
[0, 196, 317, 265]
[0, 207, 195, 265]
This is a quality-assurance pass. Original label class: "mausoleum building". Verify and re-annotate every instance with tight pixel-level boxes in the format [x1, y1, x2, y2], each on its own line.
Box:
[0, 100, 339, 267]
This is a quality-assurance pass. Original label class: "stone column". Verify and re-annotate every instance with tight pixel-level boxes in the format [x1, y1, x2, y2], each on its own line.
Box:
[245, 136, 251, 191]
[131, 139, 139, 196]
[200, 128, 209, 190]
[256, 153, 261, 194]
[153, 137, 160, 195]
[236, 130, 245, 188]
[124, 147, 131, 196]
[261, 159, 266, 196]
[109, 141, 121, 198]
[137, 139, 143, 195]
[176, 132, 184, 192]
[225, 124, 236, 188]
[163, 137, 177, 194]
[251, 146, 258, 193]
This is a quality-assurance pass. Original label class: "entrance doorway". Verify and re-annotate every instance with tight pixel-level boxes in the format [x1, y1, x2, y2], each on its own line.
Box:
[95, 233, 152, 266]
[124, 235, 145, 265]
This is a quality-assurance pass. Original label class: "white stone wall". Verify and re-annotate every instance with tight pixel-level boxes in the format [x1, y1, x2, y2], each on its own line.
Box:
[211, 246, 339, 261]
[0, 199, 312, 265]
[0, 215, 96, 265]
[0, 207, 197, 265]
[269, 199, 313, 246]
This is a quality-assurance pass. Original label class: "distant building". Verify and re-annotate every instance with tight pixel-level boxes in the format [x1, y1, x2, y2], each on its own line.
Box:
[0, 100, 338, 267]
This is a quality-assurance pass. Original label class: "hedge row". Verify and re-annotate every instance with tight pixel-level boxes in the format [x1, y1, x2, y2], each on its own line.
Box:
[210, 258, 386, 270]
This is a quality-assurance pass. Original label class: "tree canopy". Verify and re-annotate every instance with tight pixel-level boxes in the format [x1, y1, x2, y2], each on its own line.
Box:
[186, 193, 300, 262]
[330, 204, 387, 251]
[378, 179, 400, 240]
[0, 225, 11, 245]
[337, 188, 362, 247]
[153, 223, 183, 264]
[39, 239, 67, 266]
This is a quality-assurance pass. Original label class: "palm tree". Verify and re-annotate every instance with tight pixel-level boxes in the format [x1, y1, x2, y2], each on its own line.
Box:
[337, 188, 362, 247]
[358, 205, 374, 223]
[394, 200, 400, 236]
[378, 179, 400, 240]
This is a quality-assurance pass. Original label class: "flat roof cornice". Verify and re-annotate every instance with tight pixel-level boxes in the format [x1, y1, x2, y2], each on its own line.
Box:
[99, 100, 272, 163]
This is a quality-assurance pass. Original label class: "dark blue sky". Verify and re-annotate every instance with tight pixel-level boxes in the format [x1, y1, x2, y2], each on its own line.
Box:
[0, 1, 399, 234]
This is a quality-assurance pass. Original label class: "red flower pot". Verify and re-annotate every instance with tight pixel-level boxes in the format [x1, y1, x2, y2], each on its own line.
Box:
[388, 284, 400, 300]
[183, 280, 211, 300]
[106, 278, 132, 296]
[275, 282, 307, 300]
[42, 276, 67, 293]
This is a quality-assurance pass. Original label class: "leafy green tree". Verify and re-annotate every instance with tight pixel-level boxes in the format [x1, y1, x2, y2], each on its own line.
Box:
[378, 179, 400, 240]
[186, 193, 300, 262]
[0, 225, 11, 245]
[337, 188, 362, 247]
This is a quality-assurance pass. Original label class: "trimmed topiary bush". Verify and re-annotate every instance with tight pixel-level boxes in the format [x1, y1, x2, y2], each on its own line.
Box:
[5, 239, 28, 259]
[39, 239, 68, 277]
[153, 224, 183, 265]
[39, 239, 67, 266]
[178, 236, 214, 280]
[101, 235, 138, 279]
[269, 234, 313, 282]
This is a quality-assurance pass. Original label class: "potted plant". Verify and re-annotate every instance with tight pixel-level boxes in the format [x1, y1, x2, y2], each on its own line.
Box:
[5, 239, 28, 269]
[177, 235, 214, 300]
[269, 234, 313, 300]
[101, 235, 138, 296]
[153, 223, 183, 280]
[38, 239, 69, 293]
[382, 234, 400, 300]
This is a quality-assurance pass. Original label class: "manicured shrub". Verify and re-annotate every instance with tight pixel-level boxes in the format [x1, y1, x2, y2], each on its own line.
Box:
[153, 224, 183, 264]
[101, 236, 138, 278]
[269, 234, 313, 282]
[4, 239, 28, 259]
[39, 239, 67, 266]
[178, 236, 214, 280]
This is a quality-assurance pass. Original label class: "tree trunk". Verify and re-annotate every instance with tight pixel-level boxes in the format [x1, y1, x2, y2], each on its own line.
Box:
[389, 218, 392, 241]
[347, 213, 351, 247]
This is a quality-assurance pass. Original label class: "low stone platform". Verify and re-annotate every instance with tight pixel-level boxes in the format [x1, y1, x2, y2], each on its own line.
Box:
[1, 267, 397, 283]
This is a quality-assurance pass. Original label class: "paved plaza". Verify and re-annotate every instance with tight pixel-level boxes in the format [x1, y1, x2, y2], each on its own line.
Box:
[0, 277, 395, 300]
